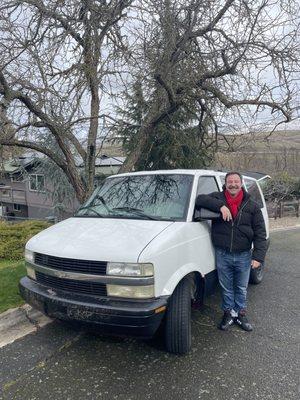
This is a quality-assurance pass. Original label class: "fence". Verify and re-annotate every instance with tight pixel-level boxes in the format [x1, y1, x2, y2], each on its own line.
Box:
[0, 215, 58, 223]
[267, 200, 300, 219]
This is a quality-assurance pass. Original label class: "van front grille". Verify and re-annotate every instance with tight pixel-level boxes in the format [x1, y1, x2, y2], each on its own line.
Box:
[36, 272, 107, 297]
[34, 253, 107, 275]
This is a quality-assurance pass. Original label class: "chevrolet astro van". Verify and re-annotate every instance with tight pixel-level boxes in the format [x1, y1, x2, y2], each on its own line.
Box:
[20, 170, 269, 354]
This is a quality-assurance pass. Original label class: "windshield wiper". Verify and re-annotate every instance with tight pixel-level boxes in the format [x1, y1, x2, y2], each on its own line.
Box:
[95, 195, 112, 214]
[76, 195, 112, 218]
[112, 207, 159, 220]
[76, 206, 104, 218]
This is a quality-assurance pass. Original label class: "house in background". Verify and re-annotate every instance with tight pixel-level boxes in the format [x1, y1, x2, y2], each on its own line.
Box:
[0, 153, 125, 221]
[77, 154, 126, 186]
[0, 154, 63, 220]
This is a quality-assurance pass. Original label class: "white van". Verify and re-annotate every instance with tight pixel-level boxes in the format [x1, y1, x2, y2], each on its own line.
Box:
[20, 170, 269, 354]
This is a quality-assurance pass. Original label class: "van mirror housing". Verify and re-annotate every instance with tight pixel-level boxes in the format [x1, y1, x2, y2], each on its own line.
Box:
[194, 208, 221, 221]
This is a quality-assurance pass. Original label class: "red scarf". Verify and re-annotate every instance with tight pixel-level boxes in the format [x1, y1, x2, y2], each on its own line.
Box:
[224, 189, 243, 219]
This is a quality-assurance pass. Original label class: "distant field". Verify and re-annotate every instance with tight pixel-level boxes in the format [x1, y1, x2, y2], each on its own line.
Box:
[100, 130, 300, 175]
[101, 130, 300, 156]
[215, 130, 300, 176]
[218, 130, 300, 152]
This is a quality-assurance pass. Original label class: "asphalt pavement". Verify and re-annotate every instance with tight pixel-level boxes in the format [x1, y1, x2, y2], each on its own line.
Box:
[0, 229, 299, 400]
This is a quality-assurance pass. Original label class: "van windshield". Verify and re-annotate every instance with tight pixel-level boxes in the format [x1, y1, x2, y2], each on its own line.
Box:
[75, 174, 193, 221]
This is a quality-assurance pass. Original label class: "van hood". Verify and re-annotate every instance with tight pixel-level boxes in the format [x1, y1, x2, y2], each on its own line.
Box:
[26, 217, 174, 263]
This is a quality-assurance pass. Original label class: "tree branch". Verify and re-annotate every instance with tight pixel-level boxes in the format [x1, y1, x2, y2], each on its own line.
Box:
[0, 138, 66, 169]
[154, 74, 176, 107]
[21, 0, 85, 47]
[201, 82, 291, 122]
[192, 0, 235, 37]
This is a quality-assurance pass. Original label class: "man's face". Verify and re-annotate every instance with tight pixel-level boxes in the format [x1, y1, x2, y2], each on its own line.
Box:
[225, 174, 242, 197]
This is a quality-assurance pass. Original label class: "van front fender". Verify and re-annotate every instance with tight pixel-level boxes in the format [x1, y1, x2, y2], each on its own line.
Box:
[160, 263, 204, 297]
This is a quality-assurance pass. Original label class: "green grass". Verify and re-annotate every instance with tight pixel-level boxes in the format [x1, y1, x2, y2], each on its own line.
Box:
[0, 259, 26, 313]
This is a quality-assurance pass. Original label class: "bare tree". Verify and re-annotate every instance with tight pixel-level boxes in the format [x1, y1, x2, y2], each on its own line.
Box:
[1, 0, 299, 190]
[118, 0, 299, 172]
[0, 0, 132, 203]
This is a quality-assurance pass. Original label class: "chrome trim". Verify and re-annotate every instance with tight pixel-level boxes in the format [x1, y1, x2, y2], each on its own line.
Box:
[26, 261, 154, 286]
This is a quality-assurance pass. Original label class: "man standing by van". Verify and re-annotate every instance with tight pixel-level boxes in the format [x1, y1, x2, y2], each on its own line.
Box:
[196, 172, 267, 331]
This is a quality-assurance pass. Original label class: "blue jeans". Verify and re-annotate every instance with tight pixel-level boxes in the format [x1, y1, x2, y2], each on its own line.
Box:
[215, 248, 252, 313]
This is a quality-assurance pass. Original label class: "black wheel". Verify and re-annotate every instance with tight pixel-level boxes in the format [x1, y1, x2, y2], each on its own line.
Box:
[249, 263, 265, 284]
[164, 277, 191, 355]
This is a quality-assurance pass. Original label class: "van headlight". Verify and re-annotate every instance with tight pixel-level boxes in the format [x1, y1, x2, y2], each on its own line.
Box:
[26, 266, 36, 280]
[107, 262, 154, 277]
[25, 249, 34, 263]
[107, 284, 154, 299]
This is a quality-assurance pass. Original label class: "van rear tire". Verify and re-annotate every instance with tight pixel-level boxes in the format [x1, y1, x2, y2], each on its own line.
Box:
[164, 277, 191, 355]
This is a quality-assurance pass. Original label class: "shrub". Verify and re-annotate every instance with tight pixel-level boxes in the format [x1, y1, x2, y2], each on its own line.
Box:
[263, 172, 300, 202]
[0, 220, 51, 260]
[291, 178, 300, 198]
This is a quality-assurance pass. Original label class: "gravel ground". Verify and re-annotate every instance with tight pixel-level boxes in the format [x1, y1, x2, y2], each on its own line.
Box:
[269, 216, 300, 230]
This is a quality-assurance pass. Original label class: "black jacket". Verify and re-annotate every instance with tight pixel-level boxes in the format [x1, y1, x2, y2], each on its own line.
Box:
[195, 188, 267, 263]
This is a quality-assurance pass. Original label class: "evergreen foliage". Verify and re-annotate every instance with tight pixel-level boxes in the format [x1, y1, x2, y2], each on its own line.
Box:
[118, 82, 215, 170]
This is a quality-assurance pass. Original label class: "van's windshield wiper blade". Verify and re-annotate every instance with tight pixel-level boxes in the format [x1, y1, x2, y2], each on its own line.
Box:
[76, 195, 112, 218]
[95, 195, 112, 214]
[76, 206, 104, 218]
[112, 207, 159, 220]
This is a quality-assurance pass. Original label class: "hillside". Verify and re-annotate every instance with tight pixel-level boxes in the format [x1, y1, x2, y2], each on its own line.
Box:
[215, 130, 300, 176]
[218, 130, 300, 153]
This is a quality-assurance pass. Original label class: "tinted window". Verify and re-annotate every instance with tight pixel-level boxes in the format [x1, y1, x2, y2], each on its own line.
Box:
[197, 176, 219, 195]
[76, 174, 193, 221]
[244, 179, 264, 208]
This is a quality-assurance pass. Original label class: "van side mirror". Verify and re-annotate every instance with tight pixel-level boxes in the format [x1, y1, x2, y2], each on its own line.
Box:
[194, 208, 221, 222]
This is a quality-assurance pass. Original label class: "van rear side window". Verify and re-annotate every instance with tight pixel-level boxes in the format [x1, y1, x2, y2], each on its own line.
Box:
[243, 179, 264, 208]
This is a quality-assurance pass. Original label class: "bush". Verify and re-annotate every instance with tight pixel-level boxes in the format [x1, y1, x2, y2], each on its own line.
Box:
[291, 178, 300, 198]
[262, 172, 300, 202]
[0, 220, 51, 260]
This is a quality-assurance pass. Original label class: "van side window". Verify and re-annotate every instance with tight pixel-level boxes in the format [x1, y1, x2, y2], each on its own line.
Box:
[243, 179, 264, 208]
[197, 176, 219, 195]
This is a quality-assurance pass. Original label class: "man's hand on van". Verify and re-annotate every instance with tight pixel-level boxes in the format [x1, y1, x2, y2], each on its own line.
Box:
[220, 205, 232, 222]
[251, 260, 261, 269]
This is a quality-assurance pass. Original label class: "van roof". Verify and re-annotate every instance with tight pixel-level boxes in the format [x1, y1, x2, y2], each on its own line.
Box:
[109, 169, 257, 180]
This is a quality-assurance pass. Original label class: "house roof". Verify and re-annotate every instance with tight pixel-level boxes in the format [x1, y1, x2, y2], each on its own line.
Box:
[1, 153, 125, 174]
[95, 155, 125, 166]
[74, 154, 125, 167]
[0, 155, 37, 173]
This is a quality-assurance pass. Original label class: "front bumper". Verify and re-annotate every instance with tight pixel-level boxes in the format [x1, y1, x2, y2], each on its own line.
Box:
[19, 277, 168, 337]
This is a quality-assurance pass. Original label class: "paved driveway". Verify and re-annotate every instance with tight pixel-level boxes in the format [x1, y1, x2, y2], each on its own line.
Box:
[0, 229, 299, 400]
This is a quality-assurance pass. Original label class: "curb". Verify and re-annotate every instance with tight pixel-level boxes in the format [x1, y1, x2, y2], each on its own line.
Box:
[0, 304, 46, 331]
[0, 304, 52, 348]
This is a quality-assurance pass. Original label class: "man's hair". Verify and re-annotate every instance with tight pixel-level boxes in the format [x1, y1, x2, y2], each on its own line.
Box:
[225, 171, 243, 183]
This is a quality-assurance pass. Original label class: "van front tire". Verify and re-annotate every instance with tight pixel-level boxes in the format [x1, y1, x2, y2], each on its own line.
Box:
[165, 277, 191, 355]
